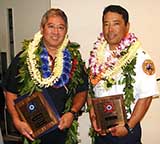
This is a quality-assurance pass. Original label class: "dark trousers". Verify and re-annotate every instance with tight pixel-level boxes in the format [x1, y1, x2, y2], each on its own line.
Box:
[95, 123, 142, 144]
[40, 128, 68, 144]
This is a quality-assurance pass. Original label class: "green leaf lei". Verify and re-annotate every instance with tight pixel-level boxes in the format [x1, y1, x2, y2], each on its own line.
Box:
[64, 42, 86, 144]
[121, 53, 137, 113]
[17, 40, 85, 144]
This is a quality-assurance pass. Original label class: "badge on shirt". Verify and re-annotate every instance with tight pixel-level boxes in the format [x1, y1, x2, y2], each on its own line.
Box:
[142, 59, 155, 75]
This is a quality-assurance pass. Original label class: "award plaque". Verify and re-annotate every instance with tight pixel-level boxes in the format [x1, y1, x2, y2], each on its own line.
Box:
[92, 94, 127, 133]
[14, 91, 59, 138]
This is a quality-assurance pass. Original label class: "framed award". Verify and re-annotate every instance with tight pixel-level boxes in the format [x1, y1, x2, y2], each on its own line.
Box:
[92, 94, 127, 133]
[14, 91, 59, 138]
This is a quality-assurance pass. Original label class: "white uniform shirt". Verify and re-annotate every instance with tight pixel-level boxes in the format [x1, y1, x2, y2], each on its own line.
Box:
[93, 47, 158, 113]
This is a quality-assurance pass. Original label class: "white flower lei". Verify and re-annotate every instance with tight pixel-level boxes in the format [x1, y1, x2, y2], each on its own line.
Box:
[27, 31, 69, 88]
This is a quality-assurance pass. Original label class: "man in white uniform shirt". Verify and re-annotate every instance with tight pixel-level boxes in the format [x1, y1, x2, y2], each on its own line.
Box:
[87, 5, 158, 144]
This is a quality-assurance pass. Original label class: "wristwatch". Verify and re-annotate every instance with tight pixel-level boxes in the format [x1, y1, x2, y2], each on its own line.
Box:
[69, 109, 79, 119]
[124, 123, 133, 134]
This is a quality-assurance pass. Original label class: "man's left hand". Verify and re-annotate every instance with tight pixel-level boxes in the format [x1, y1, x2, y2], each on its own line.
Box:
[58, 112, 74, 130]
[108, 125, 128, 137]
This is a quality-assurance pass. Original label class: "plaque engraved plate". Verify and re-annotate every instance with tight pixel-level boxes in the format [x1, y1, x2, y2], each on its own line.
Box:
[14, 92, 59, 138]
[92, 94, 127, 133]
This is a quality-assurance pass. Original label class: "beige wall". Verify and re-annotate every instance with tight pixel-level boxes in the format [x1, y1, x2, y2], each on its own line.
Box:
[51, 1, 160, 144]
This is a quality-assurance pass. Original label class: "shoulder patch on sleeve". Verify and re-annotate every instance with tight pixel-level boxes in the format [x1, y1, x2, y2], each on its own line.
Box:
[142, 59, 155, 75]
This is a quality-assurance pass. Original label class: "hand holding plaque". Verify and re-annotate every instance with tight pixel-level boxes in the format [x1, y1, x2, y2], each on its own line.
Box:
[14, 91, 60, 138]
[92, 94, 127, 134]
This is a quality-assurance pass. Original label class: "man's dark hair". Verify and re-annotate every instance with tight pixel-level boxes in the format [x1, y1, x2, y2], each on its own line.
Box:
[102, 5, 129, 25]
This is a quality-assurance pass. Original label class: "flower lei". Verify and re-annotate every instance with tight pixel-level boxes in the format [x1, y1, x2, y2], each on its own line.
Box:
[40, 46, 72, 88]
[89, 33, 140, 86]
[27, 31, 69, 88]
[18, 32, 86, 144]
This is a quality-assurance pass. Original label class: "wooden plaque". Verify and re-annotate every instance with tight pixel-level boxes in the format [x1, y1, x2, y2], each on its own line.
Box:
[92, 94, 127, 133]
[14, 92, 59, 138]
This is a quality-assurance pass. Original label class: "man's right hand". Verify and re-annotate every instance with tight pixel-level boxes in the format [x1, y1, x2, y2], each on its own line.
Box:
[13, 118, 34, 141]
